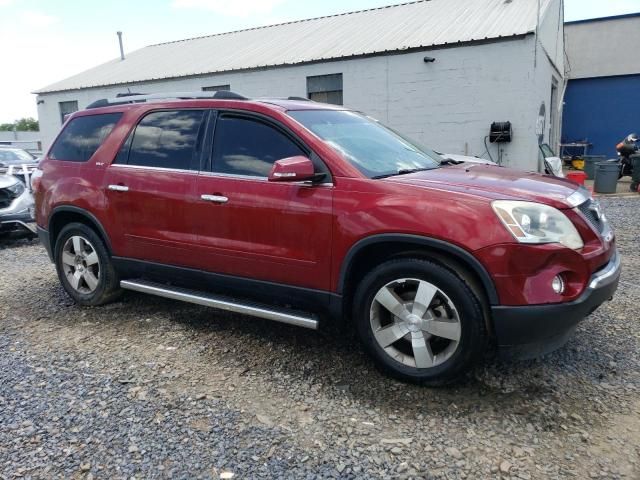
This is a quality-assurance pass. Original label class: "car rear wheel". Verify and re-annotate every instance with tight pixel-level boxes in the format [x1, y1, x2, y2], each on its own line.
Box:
[54, 223, 121, 306]
[353, 258, 487, 386]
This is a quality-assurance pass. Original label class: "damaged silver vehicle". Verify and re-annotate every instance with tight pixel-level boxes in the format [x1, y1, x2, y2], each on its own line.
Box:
[0, 147, 38, 235]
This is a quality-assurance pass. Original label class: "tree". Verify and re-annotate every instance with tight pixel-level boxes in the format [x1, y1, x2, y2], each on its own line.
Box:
[15, 118, 39, 131]
[0, 118, 39, 132]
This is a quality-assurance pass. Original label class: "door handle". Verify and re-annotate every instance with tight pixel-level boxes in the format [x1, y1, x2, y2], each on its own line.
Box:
[108, 184, 129, 192]
[201, 194, 229, 204]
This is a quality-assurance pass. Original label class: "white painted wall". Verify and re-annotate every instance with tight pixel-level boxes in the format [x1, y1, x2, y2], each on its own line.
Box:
[538, 0, 565, 73]
[532, 0, 565, 155]
[0, 131, 42, 153]
[0, 131, 41, 143]
[566, 15, 640, 79]
[37, 36, 560, 171]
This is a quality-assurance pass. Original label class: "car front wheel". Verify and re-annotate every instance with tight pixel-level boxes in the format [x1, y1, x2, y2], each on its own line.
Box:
[353, 258, 487, 386]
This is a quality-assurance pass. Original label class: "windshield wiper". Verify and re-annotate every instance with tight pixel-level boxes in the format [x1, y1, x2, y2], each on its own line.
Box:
[372, 167, 435, 179]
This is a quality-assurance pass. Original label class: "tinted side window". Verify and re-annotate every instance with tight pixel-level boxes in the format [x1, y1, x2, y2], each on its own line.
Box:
[213, 116, 306, 177]
[49, 113, 122, 162]
[128, 110, 205, 170]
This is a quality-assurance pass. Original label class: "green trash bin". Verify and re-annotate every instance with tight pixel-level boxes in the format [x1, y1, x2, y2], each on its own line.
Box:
[583, 155, 606, 180]
[630, 154, 640, 191]
[594, 161, 621, 194]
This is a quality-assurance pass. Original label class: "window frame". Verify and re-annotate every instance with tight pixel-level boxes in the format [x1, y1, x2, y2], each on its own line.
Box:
[205, 110, 331, 182]
[114, 108, 208, 172]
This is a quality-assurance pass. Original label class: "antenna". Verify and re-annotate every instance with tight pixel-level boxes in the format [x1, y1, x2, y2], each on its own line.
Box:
[117, 31, 125, 61]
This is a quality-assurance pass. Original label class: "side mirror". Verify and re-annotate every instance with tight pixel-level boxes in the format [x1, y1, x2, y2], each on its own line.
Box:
[268, 156, 316, 182]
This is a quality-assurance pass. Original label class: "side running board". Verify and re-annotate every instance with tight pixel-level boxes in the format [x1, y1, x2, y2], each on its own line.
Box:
[120, 279, 319, 330]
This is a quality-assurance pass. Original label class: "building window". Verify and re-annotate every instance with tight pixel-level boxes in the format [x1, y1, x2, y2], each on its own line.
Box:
[307, 74, 343, 105]
[202, 85, 230, 92]
[59, 101, 79, 124]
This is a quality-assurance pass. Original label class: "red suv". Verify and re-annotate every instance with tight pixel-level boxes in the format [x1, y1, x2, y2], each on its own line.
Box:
[33, 92, 621, 385]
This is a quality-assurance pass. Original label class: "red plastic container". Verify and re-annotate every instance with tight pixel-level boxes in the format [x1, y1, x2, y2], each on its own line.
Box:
[566, 171, 587, 186]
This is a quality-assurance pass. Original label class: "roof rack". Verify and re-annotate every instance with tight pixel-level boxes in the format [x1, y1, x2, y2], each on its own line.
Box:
[86, 91, 248, 109]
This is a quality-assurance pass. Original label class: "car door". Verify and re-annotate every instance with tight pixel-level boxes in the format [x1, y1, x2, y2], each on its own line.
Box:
[104, 109, 207, 268]
[193, 111, 334, 292]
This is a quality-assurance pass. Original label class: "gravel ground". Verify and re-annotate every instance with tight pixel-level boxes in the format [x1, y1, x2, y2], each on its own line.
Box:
[0, 197, 639, 479]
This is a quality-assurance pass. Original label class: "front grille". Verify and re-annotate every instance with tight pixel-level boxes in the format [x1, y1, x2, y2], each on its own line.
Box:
[578, 199, 605, 233]
[0, 187, 17, 209]
[0, 165, 35, 186]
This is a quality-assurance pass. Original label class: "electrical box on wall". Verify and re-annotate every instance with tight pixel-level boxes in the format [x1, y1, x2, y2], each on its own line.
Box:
[490, 122, 512, 143]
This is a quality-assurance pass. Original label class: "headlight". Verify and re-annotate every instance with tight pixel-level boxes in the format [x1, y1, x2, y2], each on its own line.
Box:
[492, 200, 584, 250]
[6, 180, 25, 197]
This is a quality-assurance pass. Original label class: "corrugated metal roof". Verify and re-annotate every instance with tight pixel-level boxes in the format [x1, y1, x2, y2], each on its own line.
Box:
[36, 0, 551, 94]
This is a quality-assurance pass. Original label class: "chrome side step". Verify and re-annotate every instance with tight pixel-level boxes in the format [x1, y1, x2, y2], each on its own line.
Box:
[120, 279, 319, 330]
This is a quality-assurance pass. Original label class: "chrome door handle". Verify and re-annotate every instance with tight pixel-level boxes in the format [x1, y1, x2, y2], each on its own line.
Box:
[108, 184, 129, 192]
[201, 194, 229, 204]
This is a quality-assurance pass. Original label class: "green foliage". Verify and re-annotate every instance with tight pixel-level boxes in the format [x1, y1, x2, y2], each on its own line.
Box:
[0, 118, 39, 132]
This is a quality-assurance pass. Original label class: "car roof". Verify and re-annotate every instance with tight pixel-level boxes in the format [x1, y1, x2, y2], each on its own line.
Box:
[77, 92, 347, 117]
[76, 100, 345, 120]
[256, 98, 346, 111]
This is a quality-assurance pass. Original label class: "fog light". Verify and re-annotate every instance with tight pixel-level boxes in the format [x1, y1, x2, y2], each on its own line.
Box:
[552, 275, 565, 294]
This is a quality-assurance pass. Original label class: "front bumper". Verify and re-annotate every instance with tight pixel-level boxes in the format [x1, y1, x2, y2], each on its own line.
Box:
[491, 251, 621, 359]
[0, 188, 36, 233]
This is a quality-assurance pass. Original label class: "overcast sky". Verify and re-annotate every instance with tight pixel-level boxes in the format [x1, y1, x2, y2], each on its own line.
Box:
[0, 0, 638, 124]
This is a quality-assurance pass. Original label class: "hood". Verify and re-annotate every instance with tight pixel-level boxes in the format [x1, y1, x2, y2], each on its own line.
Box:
[386, 164, 580, 209]
[0, 174, 19, 189]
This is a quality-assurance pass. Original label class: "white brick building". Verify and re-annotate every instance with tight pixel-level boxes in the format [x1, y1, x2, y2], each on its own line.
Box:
[34, 0, 565, 171]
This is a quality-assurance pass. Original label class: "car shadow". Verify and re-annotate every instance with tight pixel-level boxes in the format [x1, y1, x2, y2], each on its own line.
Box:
[9, 273, 632, 424]
[113, 290, 595, 416]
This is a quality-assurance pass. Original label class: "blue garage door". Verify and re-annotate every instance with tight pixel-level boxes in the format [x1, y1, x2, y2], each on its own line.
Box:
[562, 75, 640, 157]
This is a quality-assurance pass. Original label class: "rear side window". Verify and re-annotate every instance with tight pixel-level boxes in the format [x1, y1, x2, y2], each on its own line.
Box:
[49, 113, 122, 162]
[127, 110, 205, 170]
[213, 115, 305, 177]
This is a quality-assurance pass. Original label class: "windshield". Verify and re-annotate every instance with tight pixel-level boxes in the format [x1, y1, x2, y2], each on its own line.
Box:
[0, 148, 36, 164]
[288, 110, 442, 178]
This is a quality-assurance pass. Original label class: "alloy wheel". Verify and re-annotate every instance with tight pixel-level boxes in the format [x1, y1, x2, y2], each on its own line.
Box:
[370, 278, 462, 369]
[60, 235, 101, 294]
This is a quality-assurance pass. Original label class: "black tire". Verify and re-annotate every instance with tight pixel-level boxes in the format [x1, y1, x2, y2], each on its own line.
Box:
[54, 222, 121, 306]
[352, 258, 487, 386]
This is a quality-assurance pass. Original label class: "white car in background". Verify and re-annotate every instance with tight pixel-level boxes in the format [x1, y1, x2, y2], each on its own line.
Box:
[0, 146, 38, 235]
